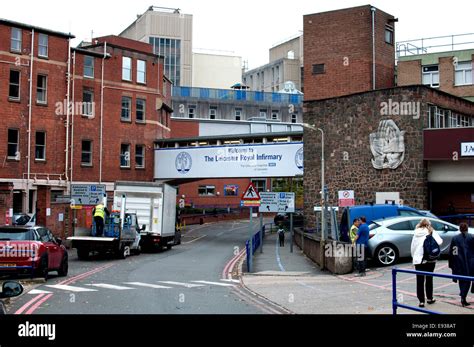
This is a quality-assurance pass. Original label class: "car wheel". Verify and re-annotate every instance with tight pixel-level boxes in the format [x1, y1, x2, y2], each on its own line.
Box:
[35, 255, 49, 280]
[58, 255, 68, 277]
[375, 244, 399, 266]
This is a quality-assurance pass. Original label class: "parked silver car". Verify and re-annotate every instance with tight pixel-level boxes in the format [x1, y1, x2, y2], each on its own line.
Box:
[368, 216, 474, 266]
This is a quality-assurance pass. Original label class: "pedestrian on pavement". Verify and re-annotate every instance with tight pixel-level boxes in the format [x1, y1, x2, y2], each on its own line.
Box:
[278, 223, 285, 247]
[350, 218, 361, 244]
[448, 223, 474, 307]
[411, 218, 443, 308]
[92, 203, 110, 237]
[354, 216, 369, 277]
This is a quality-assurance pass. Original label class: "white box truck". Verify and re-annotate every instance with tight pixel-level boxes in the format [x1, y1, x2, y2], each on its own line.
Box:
[113, 182, 177, 251]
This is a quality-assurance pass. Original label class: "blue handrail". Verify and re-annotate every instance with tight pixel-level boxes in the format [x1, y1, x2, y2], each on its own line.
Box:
[392, 268, 474, 314]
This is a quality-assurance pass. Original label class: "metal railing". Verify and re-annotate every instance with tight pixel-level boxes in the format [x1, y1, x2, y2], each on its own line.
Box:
[397, 33, 474, 57]
[392, 268, 474, 314]
[173, 86, 303, 104]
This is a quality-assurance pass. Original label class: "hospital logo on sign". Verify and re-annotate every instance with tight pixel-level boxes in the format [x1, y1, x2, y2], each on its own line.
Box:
[175, 152, 192, 175]
[295, 148, 304, 170]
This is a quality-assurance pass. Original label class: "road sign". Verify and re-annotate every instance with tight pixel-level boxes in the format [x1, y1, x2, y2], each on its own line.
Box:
[241, 183, 261, 201]
[71, 184, 106, 206]
[259, 192, 295, 213]
[240, 200, 261, 208]
[338, 190, 355, 207]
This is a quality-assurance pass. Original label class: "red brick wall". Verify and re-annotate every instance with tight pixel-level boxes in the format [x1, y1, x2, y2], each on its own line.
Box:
[397, 60, 422, 85]
[169, 119, 200, 138]
[0, 183, 13, 225]
[303, 5, 395, 101]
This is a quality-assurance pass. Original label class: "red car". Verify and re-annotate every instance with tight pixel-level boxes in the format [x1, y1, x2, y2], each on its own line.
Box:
[0, 226, 68, 279]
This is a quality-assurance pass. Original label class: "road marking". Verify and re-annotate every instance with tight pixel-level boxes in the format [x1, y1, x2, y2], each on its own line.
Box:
[275, 235, 286, 272]
[220, 279, 240, 283]
[124, 282, 172, 289]
[192, 280, 235, 287]
[27, 289, 53, 295]
[86, 283, 135, 290]
[45, 284, 97, 292]
[24, 294, 53, 315]
[159, 281, 205, 288]
[182, 235, 207, 244]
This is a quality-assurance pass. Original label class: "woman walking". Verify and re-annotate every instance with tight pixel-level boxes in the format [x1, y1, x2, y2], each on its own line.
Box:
[411, 219, 443, 308]
[448, 223, 474, 307]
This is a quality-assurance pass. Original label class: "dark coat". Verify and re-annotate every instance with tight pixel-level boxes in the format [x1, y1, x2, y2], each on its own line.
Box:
[448, 233, 474, 277]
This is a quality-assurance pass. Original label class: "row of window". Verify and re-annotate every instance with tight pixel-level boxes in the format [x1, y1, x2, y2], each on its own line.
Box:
[82, 141, 145, 169]
[185, 106, 298, 123]
[7, 129, 45, 160]
[11, 27, 49, 57]
[422, 62, 473, 88]
[83, 54, 147, 85]
[428, 106, 474, 129]
[8, 70, 47, 103]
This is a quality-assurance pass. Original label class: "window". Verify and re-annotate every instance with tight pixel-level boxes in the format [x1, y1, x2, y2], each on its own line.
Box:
[135, 145, 145, 168]
[435, 108, 447, 128]
[460, 115, 470, 127]
[9, 70, 20, 100]
[449, 113, 459, 127]
[312, 64, 325, 75]
[431, 221, 457, 232]
[35, 132, 46, 161]
[149, 37, 182, 86]
[81, 140, 92, 165]
[7, 129, 19, 159]
[209, 106, 217, 120]
[120, 144, 131, 168]
[163, 79, 168, 97]
[121, 97, 132, 121]
[36, 75, 47, 104]
[291, 114, 298, 124]
[11, 28, 22, 52]
[251, 179, 266, 193]
[385, 25, 394, 44]
[82, 90, 94, 116]
[455, 61, 473, 86]
[422, 65, 439, 87]
[136, 99, 146, 122]
[271, 110, 279, 121]
[122, 57, 132, 81]
[387, 221, 413, 231]
[259, 109, 267, 118]
[235, 108, 242, 121]
[38, 34, 48, 57]
[287, 50, 295, 59]
[188, 105, 196, 119]
[84, 56, 94, 78]
[198, 185, 216, 196]
[137, 60, 146, 84]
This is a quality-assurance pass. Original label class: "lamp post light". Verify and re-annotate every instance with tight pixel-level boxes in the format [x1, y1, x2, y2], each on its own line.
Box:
[302, 123, 326, 242]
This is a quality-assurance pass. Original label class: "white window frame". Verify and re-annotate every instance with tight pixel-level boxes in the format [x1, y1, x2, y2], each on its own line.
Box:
[82, 90, 94, 116]
[136, 98, 146, 123]
[235, 108, 242, 121]
[35, 131, 46, 161]
[455, 61, 473, 86]
[38, 34, 48, 58]
[422, 65, 440, 88]
[188, 105, 196, 119]
[251, 179, 266, 193]
[259, 109, 267, 118]
[198, 185, 216, 196]
[135, 145, 145, 169]
[9, 70, 20, 100]
[271, 110, 279, 121]
[11, 28, 22, 52]
[84, 56, 94, 78]
[291, 114, 298, 124]
[122, 57, 132, 81]
[137, 60, 146, 84]
[209, 106, 217, 120]
[449, 112, 459, 128]
[121, 96, 132, 121]
[36, 75, 47, 104]
[460, 115, 470, 127]
[120, 144, 131, 168]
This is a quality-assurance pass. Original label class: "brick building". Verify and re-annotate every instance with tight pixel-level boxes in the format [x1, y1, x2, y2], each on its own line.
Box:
[0, 19, 172, 237]
[303, 5, 396, 100]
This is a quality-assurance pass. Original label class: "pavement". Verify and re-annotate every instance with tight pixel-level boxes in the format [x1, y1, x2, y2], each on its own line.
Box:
[241, 232, 474, 314]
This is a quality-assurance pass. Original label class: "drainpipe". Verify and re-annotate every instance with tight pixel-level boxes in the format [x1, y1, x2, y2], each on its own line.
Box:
[26, 29, 35, 214]
[70, 51, 76, 190]
[371, 7, 376, 90]
[99, 42, 106, 184]
[65, 38, 71, 192]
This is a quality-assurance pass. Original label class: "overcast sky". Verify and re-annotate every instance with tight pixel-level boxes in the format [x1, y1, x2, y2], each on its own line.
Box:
[2, 0, 474, 69]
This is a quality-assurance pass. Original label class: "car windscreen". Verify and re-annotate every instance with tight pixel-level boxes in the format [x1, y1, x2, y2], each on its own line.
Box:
[13, 214, 31, 225]
[0, 228, 35, 241]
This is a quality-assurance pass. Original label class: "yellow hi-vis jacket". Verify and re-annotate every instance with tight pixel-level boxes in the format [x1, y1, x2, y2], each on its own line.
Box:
[94, 204, 105, 219]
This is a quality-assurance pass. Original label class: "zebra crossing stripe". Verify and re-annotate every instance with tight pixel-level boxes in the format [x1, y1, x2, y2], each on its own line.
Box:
[28, 289, 53, 295]
[124, 282, 172, 289]
[191, 281, 235, 287]
[45, 284, 97, 292]
[86, 284, 134, 290]
[158, 281, 205, 288]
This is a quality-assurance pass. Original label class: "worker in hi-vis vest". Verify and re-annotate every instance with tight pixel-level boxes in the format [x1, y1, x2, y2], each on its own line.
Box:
[92, 203, 110, 237]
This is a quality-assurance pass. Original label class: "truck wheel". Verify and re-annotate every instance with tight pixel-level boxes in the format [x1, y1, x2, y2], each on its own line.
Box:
[77, 248, 90, 260]
[167, 244, 172, 250]
[118, 246, 130, 259]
